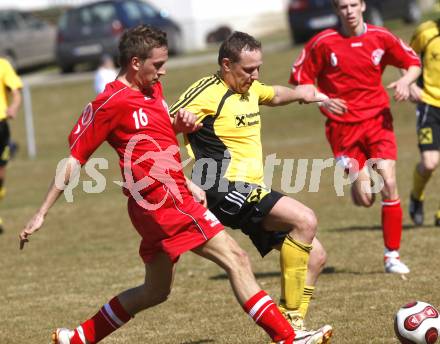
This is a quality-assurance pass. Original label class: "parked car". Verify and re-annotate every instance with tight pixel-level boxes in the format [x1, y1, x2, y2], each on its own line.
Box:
[56, 0, 182, 73]
[0, 10, 56, 70]
[287, 0, 422, 44]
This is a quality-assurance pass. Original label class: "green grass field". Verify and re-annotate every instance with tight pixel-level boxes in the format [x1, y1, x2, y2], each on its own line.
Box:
[1, 23, 440, 344]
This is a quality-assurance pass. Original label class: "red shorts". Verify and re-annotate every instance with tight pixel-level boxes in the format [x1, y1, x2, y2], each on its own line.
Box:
[127, 186, 224, 263]
[325, 112, 397, 171]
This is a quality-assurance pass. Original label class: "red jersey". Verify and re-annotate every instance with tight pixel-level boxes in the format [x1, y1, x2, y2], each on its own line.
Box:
[289, 24, 421, 123]
[68, 80, 188, 200]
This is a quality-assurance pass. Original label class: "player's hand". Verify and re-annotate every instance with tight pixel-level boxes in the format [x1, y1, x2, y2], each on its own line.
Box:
[186, 179, 207, 207]
[320, 98, 347, 116]
[19, 212, 45, 250]
[409, 83, 422, 103]
[387, 79, 411, 102]
[295, 84, 328, 103]
[172, 108, 203, 134]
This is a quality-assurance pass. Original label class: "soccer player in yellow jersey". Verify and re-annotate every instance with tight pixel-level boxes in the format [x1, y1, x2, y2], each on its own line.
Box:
[170, 32, 332, 344]
[408, 19, 440, 226]
[0, 57, 22, 233]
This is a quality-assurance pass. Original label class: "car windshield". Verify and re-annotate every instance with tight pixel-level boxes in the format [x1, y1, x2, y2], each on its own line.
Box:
[121, 1, 159, 26]
[0, 11, 20, 31]
[122, 2, 143, 22]
[88, 3, 117, 25]
[138, 2, 159, 18]
[59, 3, 117, 30]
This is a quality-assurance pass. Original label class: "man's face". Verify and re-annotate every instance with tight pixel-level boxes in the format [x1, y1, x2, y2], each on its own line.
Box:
[334, 0, 366, 30]
[135, 46, 168, 91]
[223, 49, 262, 94]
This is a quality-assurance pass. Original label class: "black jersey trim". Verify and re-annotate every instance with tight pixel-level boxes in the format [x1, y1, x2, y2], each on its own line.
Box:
[214, 89, 234, 118]
[169, 75, 218, 114]
[188, 89, 234, 187]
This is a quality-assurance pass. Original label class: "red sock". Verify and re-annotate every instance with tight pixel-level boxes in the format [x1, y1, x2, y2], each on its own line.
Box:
[70, 297, 132, 344]
[243, 290, 295, 343]
[382, 199, 402, 251]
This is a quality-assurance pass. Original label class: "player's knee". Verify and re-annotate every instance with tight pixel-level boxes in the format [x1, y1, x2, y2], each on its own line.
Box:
[297, 208, 318, 239]
[382, 178, 398, 199]
[155, 288, 172, 304]
[233, 247, 252, 270]
[422, 160, 439, 173]
[226, 246, 252, 274]
[139, 285, 171, 308]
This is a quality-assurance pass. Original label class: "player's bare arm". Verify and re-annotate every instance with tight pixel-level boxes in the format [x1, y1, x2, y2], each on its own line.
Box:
[268, 84, 331, 106]
[172, 108, 203, 134]
[6, 88, 22, 119]
[19, 155, 81, 249]
[387, 65, 422, 102]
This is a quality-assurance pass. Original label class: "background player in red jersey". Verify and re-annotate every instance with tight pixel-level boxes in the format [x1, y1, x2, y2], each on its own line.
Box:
[19, 25, 299, 344]
[289, 0, 421, 274]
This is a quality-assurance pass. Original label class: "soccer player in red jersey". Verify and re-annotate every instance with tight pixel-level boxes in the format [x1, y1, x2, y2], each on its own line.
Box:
[19, 26, 299, 344]
[289, 0, 421, 274]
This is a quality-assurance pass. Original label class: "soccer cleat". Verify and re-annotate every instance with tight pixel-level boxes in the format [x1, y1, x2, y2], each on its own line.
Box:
[51, 328, 74, 344]
[277, 309, 332, 343]
[409, 195, 424, 226]
[293, 326, 333, 344]
[282, 309, 306, 331]
[384, 250, 410, 274]
[272, 326, 333, 344]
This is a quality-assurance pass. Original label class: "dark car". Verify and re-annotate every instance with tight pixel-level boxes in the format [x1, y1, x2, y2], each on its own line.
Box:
[56, 0, 182, 73]
[287, 0, 421, 44]
[0, 10, 56, 70]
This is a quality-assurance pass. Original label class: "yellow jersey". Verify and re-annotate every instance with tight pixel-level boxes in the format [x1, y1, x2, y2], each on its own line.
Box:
[170, 73, 275, 186]
[0, 58, 23, 121]
[410, 20, 440, 107]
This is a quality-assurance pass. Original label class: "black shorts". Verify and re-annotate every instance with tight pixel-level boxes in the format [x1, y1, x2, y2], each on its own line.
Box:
[0, 120, 10, 167]
[207, 181, 286, 257]
[416, 103, 440, 152]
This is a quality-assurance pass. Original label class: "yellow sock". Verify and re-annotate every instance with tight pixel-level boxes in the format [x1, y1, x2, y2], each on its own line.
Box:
[411, 164, 431, 201]
[0, 187, 6, 201]
[280, 235, 312, 310]
[299, 285, 315, 319]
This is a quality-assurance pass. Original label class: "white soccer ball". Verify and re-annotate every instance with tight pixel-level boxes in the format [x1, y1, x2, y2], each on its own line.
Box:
[394, 301, 440, 344]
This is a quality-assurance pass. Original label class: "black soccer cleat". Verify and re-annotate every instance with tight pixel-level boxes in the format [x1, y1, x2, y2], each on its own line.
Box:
[409, 195, 424, 226]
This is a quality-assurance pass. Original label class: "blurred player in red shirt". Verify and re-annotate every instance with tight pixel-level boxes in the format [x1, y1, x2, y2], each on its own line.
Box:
[19, 25, 299, 344]
[289, 0, 421, 274]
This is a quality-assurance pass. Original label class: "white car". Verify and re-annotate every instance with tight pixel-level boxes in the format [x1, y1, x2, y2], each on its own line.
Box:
[0, 10, 56, 70]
